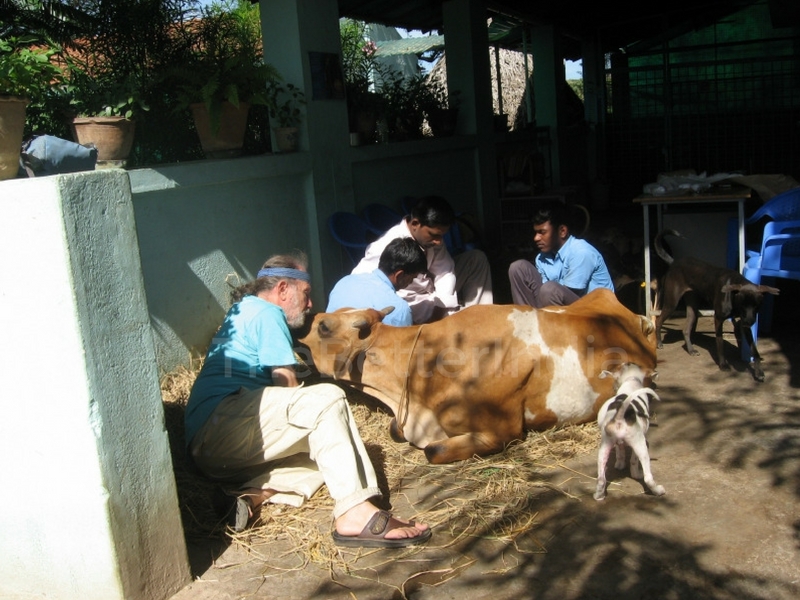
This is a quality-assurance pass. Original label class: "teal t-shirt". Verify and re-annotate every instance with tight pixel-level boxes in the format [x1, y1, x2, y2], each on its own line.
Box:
[184, 296, 298, 445]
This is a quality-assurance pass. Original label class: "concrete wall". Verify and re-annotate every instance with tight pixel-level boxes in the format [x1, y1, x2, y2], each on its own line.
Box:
[0, 171, 190, 600]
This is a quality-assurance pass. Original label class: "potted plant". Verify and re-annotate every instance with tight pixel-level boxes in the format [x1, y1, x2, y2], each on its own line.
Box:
[65, 67, 149, 163]
[0, 37, 63, 180]
[380, 72, 427, 142]
[267, 81, 305, 153]
[173, 3, 279, 158]
[420, 79, 461, 138]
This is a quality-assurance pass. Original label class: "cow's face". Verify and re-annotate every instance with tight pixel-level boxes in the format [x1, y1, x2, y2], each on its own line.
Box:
[296, 307, 392, 377]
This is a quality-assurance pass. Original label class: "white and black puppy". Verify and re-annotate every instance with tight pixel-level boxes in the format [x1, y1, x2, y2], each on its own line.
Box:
[594, 363, 665, 501]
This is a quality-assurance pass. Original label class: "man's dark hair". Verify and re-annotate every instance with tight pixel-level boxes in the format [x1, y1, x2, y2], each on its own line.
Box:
[408, 196, 456, 228]
[532, 201, 570, 232]
[378, 238, 427, 275]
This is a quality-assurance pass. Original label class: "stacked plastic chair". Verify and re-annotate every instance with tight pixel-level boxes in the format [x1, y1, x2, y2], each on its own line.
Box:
[327, 211, 382, 267]
[739, 187, 800, 358]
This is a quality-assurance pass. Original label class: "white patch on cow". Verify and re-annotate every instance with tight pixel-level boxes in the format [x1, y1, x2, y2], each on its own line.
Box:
[508, 308, 599, 423]
[524, 408, 537, 422]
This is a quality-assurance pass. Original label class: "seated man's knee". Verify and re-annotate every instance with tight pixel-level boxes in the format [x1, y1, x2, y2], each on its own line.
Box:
[539, 281, 570, 306]
[508, 259, 529, 280]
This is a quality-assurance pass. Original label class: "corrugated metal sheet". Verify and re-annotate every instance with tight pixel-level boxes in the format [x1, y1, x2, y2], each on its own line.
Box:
[374, 35, 445, 56]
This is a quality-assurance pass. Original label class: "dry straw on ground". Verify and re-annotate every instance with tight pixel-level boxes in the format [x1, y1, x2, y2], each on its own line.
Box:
[161, 361, 599, 576]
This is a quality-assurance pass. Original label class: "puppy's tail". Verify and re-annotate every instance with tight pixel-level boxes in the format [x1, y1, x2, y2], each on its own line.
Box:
[606, 387, 659, 435]
[654, 229, 683, 265]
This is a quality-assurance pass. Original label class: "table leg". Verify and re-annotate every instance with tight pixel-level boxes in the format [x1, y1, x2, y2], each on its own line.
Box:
[643, 204, 651, 318]
[738, 199, 745, 273]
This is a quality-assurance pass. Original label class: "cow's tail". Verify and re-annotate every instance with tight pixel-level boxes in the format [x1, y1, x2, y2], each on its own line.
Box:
[654, 229, 683, 265]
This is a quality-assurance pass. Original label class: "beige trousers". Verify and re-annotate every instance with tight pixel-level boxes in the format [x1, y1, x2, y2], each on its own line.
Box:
[190, 382, 381, 519]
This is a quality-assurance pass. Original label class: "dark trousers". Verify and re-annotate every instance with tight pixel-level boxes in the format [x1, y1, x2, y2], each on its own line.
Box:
[508, 259, 580, 308]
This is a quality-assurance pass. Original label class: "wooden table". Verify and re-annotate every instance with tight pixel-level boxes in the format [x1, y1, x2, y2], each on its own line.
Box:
[633, 186, 752, 317]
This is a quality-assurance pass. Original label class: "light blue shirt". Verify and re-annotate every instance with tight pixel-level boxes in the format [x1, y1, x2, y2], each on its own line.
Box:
[184, 296, 297, 444]
[535, 235, 614, 295]
[327, 269, 413, 327]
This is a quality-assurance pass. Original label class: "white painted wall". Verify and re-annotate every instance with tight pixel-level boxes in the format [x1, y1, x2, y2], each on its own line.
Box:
[0, 171, 189, 600]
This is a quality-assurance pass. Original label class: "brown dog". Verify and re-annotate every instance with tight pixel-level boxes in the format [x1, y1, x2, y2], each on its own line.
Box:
[654, 229, 779, 382]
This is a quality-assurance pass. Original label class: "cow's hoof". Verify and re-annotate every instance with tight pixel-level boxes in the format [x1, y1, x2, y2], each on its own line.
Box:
[389, 418, 407, 443]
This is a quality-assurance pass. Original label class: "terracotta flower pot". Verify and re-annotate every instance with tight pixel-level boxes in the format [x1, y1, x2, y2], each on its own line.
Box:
[274, 126, 299, 153]
[0, 96, 28, 180]
[190, 102, 250, 159]
[71, 116, 136, 162]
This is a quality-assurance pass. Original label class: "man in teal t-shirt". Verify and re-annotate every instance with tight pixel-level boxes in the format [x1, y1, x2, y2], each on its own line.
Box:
[185, 251, 430, 549]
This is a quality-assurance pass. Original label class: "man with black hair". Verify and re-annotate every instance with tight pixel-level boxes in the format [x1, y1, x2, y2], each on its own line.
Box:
[352, 196, 493, 323]
[508, 202, 613, 307]
[327, 238, 427, 326]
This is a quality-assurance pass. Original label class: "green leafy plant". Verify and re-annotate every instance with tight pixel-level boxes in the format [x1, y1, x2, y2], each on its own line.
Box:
[0, 36, 63, 100]
[172, 2, 280, 134]
[267, 82, 305, 128]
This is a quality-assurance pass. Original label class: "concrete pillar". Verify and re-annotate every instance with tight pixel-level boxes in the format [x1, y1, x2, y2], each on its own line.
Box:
[531, 24, 563, 187]
[0, 170, 190, 600]
[442, 0, 501, 242]
[259, 0, 354, 292]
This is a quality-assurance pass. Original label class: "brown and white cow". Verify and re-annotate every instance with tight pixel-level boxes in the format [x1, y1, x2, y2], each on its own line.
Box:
[296, 289, 657, 464]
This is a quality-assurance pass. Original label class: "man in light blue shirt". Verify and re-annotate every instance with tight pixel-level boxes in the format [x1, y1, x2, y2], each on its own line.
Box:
[327, 237, 427, 326]
[508, 202, 613, 307]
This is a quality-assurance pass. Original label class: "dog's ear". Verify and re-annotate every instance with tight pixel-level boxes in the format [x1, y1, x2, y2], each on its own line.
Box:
[720, 278, 735, 314]
[757, 285, 780, 296]
[599, 369, 614, 380]
[720, 280, 744, 294]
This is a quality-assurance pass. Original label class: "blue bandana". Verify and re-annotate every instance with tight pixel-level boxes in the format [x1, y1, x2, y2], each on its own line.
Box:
[256, 267, 311, 282]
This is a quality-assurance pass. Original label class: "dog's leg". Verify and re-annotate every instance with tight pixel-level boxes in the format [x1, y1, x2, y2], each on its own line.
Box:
[629, 445, 642, 479]
[682, 292, 701, 356]
[715, 315, 730, 371]
[740, 322, 766, 382]
[628, 435, 665, 496]
[655, 293, 679, 349]
[613, 441, 626, 470]
[594, 439, 613, 500]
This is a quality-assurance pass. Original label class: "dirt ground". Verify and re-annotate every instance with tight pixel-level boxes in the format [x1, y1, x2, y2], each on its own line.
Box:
[168, 312, 800, 600]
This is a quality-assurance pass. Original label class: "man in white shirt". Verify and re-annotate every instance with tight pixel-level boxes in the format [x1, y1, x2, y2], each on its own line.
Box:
[352, 196, 493, 323]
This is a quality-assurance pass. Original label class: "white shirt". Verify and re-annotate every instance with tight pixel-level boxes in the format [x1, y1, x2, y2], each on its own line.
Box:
[352, 219, 458, 323]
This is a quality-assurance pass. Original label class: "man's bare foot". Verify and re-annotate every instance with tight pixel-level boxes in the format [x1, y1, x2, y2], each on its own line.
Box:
[334, 501, 429, 540]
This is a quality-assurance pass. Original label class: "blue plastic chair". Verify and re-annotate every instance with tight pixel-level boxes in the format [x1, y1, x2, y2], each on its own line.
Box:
[726, 187, 800, 268]
[740, 218, 800, 358]
[361, 203, 402, 233]
[327, 211, 381, 267]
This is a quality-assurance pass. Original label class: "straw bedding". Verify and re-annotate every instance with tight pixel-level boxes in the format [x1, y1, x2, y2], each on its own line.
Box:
[161, 360, 599, 574]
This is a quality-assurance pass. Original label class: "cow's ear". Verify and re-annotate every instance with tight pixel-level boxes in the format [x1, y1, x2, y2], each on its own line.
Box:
[379, 306, 396, 319]
[351, 317, 372, 340]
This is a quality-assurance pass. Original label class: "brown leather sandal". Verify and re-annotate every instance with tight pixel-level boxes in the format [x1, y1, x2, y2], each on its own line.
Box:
[332, 510, 432, 548]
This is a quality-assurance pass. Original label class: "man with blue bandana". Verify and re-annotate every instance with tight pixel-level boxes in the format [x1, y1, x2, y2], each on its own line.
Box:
[185, 251, 430, 547]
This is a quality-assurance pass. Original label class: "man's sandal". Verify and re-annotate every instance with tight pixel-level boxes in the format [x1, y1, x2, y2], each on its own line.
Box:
[332, 510, 432, 548]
